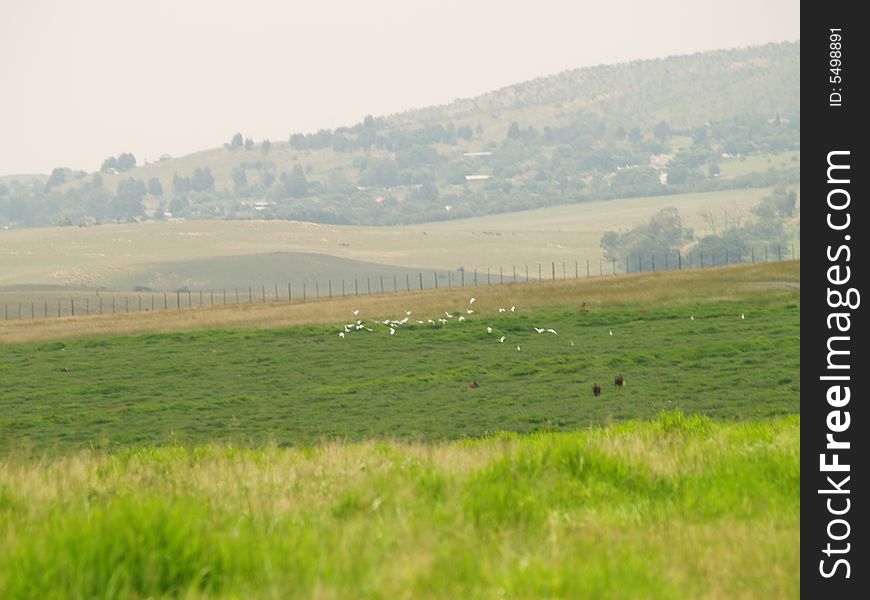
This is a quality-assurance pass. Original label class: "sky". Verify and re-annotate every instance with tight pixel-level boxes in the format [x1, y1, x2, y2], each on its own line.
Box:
[0, 0, 799, 176]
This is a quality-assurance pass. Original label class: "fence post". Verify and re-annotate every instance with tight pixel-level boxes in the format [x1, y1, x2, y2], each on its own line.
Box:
[303, 282, 307, 300]
[125, 297, 128, 312]
[525, 265, 528, 281]
[31, 302, 34, 319]
[367, 277, 371, 295]
[393, 274, 397, 292]
[71, 298, 75, 316]
[248, 286, 252, 303]
[513, 266, 517, 284]
[329, 280, 333, 298]
[625, 256, 629, 274]
[434, 272, 438, 289]
[315, 282, 319, 299]
[448, 272, 452, 288]
[637, 255, 642, 273]
[652, 255, 656, 272]
[665, 254, 669, 271]
[342, 280, 346, 297]
[86, 298, 89, 316]
[778, 245, 782, 261]
[419, 273, 423, 290]
[551, 262, 555, 280]
[538, 263, 542, 281]
[678, 253, 682, 270]
[406, 274, 410, 292]
[380, 276, 384, 294]
[500, 267, 503, 285]
[461, 270, 465, 287]
[355, 278, 359, 295]
[586, 259, 590, 278]
[487, 268, 490, 285]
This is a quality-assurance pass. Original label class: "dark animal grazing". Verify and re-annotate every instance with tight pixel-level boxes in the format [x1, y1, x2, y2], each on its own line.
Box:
[468, 381, 479, 389]
[592, 383, 602, 397]
[614, 374, 625, 388]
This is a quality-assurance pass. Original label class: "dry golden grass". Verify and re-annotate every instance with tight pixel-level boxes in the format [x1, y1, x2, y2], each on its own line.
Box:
[0, 261, 800, 344]
[0, 261, 798, 345]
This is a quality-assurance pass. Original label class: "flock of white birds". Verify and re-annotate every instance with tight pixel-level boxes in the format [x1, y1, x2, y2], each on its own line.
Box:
[336, 297, 748, 354]
[337, 295, 581, 353]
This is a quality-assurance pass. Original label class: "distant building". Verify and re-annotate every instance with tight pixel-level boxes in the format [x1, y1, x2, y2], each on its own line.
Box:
[465, 175, 490, 181]
[463, 151, 493, 157]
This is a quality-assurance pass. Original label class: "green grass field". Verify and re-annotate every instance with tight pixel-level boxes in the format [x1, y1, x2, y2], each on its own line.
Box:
[1, 264, 799, 454]
[0, 186, 795, 290]
[0, 415, 799, 599]
[0, 263, 800, 598]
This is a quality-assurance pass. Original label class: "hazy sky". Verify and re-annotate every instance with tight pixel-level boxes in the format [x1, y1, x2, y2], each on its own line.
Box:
[0, 0, 798, 176]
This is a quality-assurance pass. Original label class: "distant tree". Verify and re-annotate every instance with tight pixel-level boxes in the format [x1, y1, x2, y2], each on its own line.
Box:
[274, 164, 308, 198]
[408, 182, 439, 203]
[628, 127, 643, 143]
[228, 133, 243, 150]
[169, 195, 189, 215]
[101, 156, 118, 173]
[45, 167, 70, 191]
[116, 153, 136, 171]
[91, 173, 103, 188]
[172, 172, 191, 195]
[600, 207, 693, 261]
[111, 178, 147, 220]
[654, 121, 672, 143]
[457, 125, 474, 140]
[191, 167, 215, 192]
[359, 157, 399, 188]
[260, 171, 275, 188]
[232, 167, 248, 187]
[244, 137, 254, 150]
[261, 139, 272, 153]
[506, 122, 522, 141]
[146, 177, 163, 197]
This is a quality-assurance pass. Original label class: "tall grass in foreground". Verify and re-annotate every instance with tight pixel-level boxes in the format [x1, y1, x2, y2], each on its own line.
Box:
[0, 413, 799, 599]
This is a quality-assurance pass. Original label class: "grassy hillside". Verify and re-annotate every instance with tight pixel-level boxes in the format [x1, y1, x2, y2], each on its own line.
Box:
[1, 263, 799, 453]
[0, 416, 799, 599]
[0, 186, 795, 289]
[1, 42, 799, 228]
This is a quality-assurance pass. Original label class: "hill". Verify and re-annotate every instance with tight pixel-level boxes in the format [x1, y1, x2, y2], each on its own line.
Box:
[0, 186, 797, 291]
[0, 42, 799, 229]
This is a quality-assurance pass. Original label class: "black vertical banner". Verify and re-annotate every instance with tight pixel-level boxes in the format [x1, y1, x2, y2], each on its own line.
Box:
[802, 4, 867, 596]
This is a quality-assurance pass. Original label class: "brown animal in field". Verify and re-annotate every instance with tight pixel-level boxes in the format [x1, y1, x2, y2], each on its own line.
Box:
[468, 381, 479, 389]
[592, 383, 602, 397]
[614, 374, 625, 389]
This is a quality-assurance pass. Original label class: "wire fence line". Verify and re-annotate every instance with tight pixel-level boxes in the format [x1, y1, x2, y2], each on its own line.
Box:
[2, 244, 798, 321]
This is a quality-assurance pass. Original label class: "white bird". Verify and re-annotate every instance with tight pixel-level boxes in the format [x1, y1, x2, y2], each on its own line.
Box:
[438, 318, 448, 324]
[510, 306, 516, 313]
[416, 320, 424, 324]
[389, 327, 395, 335]
[741, 313, 745, 319]
[469, 298, 476, 304]
[534, 327, 545, 334]
[487, 327, 493, 334]
[339, 332, 345, 339]
[405, 310, 412, 316]
[516, 345, 521, 351]
[546, 329, 558, 335]
[428, 319, 435, 324]
[690, 315, 694, 321]
[467, 308, 474, 314]
[498, 308, 506, 313]
[383, 319, 391, 325]
[458, 315, 465, 322]
[570, 340, 575, 347]
[366, 327, 373, 332]
[499, 336, 506, 343]
[352, 309, 359, 316]
[356, 320, 362, 325]
[445, 311, 452, 317]
[356, 324, 365, 330]
[609, 330, 613, 336]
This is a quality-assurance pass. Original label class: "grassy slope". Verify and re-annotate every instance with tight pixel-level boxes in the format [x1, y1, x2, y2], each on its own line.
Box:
[0, 263, 799, 454]
[0, 186, 794, 288]
[0, 416, 799, 599]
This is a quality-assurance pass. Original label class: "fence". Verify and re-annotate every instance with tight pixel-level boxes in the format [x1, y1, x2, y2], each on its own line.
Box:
[1, 244, 798, 322]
